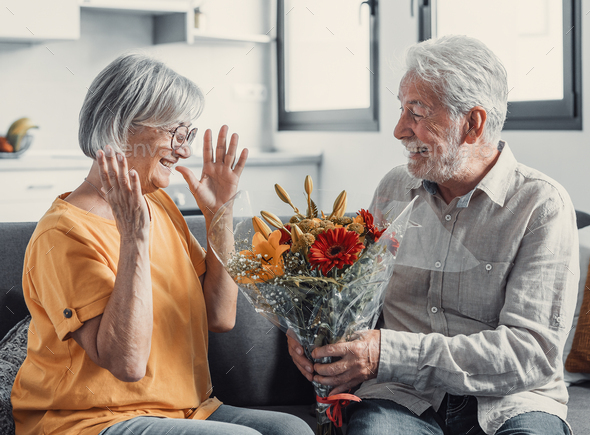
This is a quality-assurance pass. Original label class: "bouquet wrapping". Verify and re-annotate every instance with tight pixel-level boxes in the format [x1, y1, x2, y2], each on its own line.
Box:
[208, 178, 420, 434]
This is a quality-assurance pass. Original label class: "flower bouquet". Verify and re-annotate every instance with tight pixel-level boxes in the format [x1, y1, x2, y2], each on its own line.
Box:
[208, 177, 417, 435]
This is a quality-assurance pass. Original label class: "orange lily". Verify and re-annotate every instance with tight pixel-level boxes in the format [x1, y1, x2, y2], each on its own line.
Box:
[238, 230, 290, 283]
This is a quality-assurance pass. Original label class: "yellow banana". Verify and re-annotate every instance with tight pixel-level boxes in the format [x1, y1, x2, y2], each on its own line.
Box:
[6, 117, 38, 151]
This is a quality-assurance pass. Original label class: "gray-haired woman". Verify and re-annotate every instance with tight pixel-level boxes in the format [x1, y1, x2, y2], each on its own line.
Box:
[11, 53, 313, 435]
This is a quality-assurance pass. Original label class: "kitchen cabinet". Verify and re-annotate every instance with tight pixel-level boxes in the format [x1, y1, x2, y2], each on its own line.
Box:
[0, 168, 91, 222]
[79, 0, 273, 45]
[0, 0, 79, 42]
[0, 1, 273, 45]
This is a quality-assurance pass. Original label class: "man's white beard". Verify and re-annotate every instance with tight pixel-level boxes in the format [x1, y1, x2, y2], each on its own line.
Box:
[404, 124, 471, 184]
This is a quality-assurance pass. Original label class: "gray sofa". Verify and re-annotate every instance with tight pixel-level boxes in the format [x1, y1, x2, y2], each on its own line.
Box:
[1, 217, 590, 434]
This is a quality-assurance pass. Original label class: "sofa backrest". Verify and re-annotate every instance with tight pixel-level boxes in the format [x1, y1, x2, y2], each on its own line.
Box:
[0, 222, 36, 340]
[0, 216, 314, 407]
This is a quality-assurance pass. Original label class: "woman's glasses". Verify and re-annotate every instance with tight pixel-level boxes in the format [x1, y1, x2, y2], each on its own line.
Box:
[170, 125, 198, 150]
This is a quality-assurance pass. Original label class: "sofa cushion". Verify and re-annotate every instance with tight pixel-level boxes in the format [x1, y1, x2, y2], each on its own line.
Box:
[564, 227, 590, 378]
[0, 315, 30, 435]
[564, 382, 590, 434]
[566, 258, 590, 373]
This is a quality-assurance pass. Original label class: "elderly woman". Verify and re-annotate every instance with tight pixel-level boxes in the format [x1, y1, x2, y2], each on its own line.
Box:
[11, 53, 313, 435]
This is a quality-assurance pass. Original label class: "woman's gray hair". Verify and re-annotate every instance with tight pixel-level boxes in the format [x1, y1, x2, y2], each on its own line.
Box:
[404, 35, 508, 146]
[79, 52, 204, 158]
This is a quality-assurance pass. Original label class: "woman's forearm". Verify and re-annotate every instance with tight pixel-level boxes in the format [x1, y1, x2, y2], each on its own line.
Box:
[96, 237, 153, 381]
[203, 238, 238, 333]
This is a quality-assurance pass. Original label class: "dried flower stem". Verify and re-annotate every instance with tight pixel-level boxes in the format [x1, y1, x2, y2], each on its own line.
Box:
[305, 175, 314, 218]
[276, 184, 305, 218]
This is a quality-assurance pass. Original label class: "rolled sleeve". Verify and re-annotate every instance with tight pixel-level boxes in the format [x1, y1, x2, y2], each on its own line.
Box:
[377, 329, 421, 384]
[54, 295, 111, 341]
[26, 229, 116, 341]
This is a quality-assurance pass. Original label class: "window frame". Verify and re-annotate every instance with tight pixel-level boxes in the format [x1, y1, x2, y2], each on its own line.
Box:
[277, 0, 380, 131]
[418, 0, 582, 131]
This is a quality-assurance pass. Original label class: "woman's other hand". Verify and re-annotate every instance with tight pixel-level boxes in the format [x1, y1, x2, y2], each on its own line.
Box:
[73, 144, 153, 382]
[176, 126, 246, 332]
[97, 144, 150, 239]
[176, 125, 248, 219]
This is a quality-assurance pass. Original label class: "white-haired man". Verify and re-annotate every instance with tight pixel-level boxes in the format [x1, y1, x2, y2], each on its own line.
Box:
[289, 35, 578, 435]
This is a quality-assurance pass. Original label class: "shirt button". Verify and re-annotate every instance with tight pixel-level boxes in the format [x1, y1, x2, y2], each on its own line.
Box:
[485, 264, 493, 271]
[431, 307, 438, 313]
[435, 261, 442, 268]
[63, 308, 72, 318]
[445, 214, 452, 221]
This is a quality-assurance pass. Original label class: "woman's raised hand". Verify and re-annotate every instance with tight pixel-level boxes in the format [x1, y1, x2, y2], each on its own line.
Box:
[97, 144, 150, 239]
[176, 125, 248, 219]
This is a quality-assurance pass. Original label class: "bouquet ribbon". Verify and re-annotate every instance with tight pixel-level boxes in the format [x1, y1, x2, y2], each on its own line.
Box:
[316, 393, 362, 427]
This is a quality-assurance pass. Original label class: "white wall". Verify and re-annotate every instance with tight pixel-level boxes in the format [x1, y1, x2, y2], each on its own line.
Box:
[274, 0, 590, 214]
[0, 1, 272, 154]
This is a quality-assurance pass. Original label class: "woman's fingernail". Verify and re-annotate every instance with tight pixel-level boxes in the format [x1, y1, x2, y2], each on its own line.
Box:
[296, 348, 302, 355]
[117, 153, 122, 162]
[306, 366, 313, 373]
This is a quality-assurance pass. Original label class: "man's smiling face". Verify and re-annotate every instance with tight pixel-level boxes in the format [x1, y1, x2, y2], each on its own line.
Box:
[394, 76, 470, 184]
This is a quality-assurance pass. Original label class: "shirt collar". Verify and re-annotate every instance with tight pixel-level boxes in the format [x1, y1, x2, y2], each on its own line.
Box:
[475, 141, 516, 207]
[404, 141, 516, 208]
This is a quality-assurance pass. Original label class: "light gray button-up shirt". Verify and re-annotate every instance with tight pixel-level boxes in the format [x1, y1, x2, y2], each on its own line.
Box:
[356, 143, 579, 434]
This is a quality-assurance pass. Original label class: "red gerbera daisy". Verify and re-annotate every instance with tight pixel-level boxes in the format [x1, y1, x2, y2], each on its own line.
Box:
[357, 209, 386, 242]
[308, 227, 365, 276]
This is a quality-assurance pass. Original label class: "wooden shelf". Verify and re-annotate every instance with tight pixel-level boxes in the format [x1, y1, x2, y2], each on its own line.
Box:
[79, 0, 189, 15]
[191, 30, 273, 44]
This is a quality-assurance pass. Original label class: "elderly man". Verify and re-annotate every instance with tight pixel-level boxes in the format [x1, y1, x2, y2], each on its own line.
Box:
[288, 35, 578, 435]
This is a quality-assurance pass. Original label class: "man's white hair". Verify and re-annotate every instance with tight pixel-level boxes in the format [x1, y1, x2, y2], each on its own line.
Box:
[404, 35, 508, 145]
[79, 52, 204, 158]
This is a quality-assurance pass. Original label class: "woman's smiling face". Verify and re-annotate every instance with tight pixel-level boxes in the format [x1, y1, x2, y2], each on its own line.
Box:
[123, 123, 192, 195]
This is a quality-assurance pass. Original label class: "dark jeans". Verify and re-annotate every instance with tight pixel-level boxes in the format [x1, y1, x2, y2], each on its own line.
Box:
[345, 395, 571, 435]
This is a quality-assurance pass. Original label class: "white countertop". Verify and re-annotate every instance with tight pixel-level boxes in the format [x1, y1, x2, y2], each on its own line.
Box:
[0, 149, 323, 172]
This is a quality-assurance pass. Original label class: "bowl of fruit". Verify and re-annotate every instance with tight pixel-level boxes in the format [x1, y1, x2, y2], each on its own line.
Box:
[0, 117, 38, 159]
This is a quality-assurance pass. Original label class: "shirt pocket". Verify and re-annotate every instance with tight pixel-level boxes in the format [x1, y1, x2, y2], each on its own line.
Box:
[457, 261, 513, 324]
